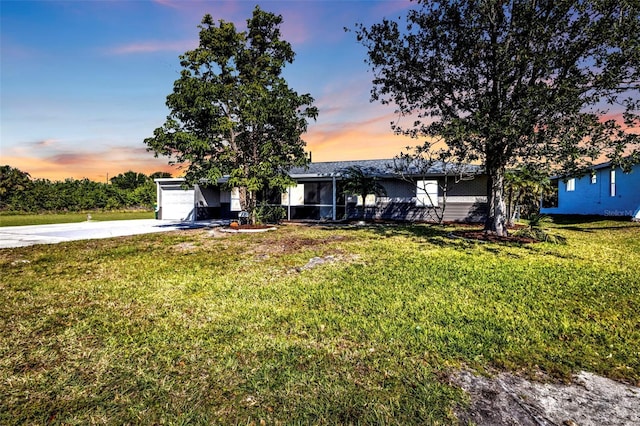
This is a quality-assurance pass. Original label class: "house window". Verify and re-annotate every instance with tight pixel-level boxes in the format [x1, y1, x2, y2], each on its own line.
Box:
[590, 173, 597, 184]
[610, 169, 616, 197]
[230, 187, 242, 211]
[357, 194, 377, 207]
[566, 178, 575, 192]
[282, 184, 305, 206]
[416, 180, 438, 207]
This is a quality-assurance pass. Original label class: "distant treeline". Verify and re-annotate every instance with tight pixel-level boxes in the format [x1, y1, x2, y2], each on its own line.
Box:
[0, 166, 171, 213]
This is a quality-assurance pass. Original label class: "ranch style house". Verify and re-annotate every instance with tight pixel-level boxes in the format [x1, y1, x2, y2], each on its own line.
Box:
[155, 159, 489, 223]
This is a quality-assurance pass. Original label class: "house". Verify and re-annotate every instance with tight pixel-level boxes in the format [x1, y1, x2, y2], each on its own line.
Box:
[155, 159, 488, 223]
[540, 161, 640, 219]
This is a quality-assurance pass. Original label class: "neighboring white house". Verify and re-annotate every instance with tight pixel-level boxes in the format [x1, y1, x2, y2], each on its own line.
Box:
[540, 161, 640, 219]
[155, 159, 488, 222]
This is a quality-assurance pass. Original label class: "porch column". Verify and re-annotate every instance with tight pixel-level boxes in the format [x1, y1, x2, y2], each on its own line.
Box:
[192, 183, 198, 224]
[332, 176, 337, 221]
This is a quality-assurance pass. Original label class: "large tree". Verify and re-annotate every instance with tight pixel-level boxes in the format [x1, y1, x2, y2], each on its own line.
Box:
[110, 171, 148, 190]
[145, 6, 318, 223]
[356, 0, 639, 235]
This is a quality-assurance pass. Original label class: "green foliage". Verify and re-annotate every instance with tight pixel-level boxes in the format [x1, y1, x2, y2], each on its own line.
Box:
[254, 201, 286, 224]
[514, 214, 567, 244]
[355, 0, 640, 234]
[0, 166, 168, 213]
[1, 220, 638, 423]
[504, 167, 552, 222]
[144, 7, 318, 222]
[109, 170, 148, 190]
[0, 165, 32, 202]
[339, 165, 387, 219]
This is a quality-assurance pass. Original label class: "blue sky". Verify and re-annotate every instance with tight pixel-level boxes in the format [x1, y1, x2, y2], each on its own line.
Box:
[1, 0, 416, 181]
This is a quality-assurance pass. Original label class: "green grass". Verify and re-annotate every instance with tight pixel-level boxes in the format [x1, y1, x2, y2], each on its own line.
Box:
[0, 210, 154, 227]
[1, 220, 639, 424]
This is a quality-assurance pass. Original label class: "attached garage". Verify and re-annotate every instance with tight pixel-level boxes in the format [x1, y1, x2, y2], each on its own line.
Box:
[155, 178, 239, 221]
[155, 179, 194, 220]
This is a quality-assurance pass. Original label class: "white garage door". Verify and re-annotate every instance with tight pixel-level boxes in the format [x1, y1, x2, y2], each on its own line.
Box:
[161, 187, 194, 220]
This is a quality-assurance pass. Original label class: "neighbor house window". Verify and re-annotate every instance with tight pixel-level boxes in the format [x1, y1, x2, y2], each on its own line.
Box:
[591, 172, 597, 184]
[566, 178, 575, 192]
[416, 180, 438, 207]
[610, 169, 616, 197]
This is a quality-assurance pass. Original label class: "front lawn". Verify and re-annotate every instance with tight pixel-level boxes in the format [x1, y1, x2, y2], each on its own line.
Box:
[1, 220, 638, 424]
[0, 210, 154, 227]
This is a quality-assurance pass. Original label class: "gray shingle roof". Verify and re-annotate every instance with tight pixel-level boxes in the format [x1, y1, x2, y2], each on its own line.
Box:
[289, 158, 482, 178]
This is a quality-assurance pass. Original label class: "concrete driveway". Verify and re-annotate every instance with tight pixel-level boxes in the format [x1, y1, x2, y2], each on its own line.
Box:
[0, 219, 212, 249]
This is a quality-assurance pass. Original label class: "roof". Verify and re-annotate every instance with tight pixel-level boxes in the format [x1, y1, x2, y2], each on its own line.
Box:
[289, 158, 482, 178]
[549, 157, 640, 180]
[156, 158, 484, 184]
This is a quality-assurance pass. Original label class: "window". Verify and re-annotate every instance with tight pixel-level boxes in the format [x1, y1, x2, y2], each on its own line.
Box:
[282, 184, 305, 206]
[356, 194, 377, 207]
[591, 172, 597, 184]
[610, 169, 616, 197]
[230, 187, 242, 211]
[566, 178, 575, 192]
[416, 180, 438, 207]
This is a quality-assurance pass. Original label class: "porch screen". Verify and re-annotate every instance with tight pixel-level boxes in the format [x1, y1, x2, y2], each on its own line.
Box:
[282, 184, 305, 206]
[416, 180, 438, 207]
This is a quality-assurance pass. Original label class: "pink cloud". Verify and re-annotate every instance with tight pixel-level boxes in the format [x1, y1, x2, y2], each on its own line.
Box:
[152, 0, 246, 26]
[107, 39, 197, 55]
[371, 0, 413, 17]
[30, 139, 59, 148]
[279, 11, 312, 45]
[5, 145, 179, 181]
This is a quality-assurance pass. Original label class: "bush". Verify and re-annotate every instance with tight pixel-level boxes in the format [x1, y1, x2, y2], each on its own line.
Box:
[255, 202, 286, 224]
[513, 214, 566, 244]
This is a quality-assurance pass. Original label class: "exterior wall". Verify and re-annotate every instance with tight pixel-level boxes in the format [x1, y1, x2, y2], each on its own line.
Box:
[540, 164, 640, 217]
[156, 170, 490, 223]
[348, 176, 488, 223]
[156, 179, 194, 220]
[156, 179, 236, 220]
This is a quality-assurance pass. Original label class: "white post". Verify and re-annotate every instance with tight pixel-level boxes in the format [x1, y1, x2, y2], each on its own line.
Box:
[332, 176, 337, 221]
[156, 181, 161, 220]
[192, 183, 198, 225]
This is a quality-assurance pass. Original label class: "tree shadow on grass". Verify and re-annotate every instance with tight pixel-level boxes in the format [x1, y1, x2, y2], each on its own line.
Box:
[548, 215, 640, 232]
[315, 222, 500, 250]
[312, 221, 579, 261]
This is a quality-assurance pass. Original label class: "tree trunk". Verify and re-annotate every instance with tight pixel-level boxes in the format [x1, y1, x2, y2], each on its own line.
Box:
[484, 166, 508, 236]
[248, 190, 257, 225]
[237, 187, 258, 225]
[239, 186, 248, 212]
[506, 186, 514, 227]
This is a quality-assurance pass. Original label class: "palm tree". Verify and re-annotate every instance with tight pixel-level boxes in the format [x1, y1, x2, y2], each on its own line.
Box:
[504, 167, 551, 226]
[339, 166, 387, 220]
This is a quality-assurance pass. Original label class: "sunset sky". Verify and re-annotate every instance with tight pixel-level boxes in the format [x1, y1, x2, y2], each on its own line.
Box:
[2, 0, 418, 182]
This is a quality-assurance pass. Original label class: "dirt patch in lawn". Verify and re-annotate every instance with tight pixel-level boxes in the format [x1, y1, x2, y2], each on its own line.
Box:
[257, 234, 353, 255]
[450, 230, 538, 244]
[451, 369, 640, 425]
